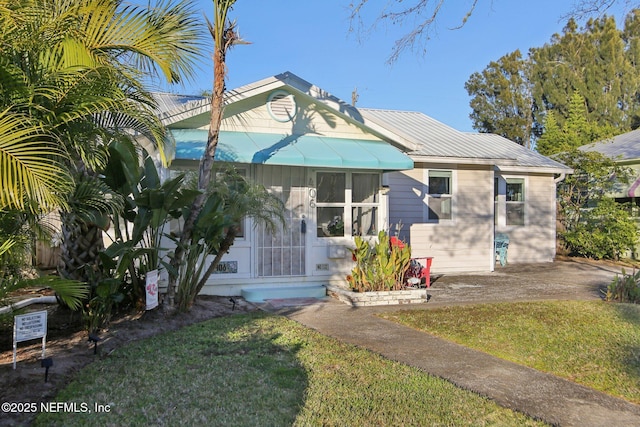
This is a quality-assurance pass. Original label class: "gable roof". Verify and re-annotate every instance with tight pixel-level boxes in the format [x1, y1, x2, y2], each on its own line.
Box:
[579, 129, 640, 162]
[157, 71, 570, 174]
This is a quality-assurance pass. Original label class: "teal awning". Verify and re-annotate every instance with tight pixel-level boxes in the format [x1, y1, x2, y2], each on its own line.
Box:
[170, 130, 413, 171]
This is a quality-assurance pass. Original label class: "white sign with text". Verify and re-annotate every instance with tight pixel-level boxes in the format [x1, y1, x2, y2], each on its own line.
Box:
[13, 310, 47, 369]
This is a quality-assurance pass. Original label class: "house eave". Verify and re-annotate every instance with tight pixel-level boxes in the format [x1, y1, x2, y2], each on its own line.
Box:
[410, 155, 517, 166]
[496, 165, 574, 174]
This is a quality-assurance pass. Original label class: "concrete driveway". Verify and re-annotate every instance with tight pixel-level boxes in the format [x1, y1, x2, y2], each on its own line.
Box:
[425, 257, 625, 307]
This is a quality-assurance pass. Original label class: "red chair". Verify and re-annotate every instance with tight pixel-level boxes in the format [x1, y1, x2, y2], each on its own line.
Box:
[390, 237, 433, 288]
[405, 257, 433, 288]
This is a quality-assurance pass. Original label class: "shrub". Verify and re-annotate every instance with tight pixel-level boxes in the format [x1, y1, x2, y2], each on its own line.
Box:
[562, 198, 638, 260]
[347, 231, 411, 292]
[603, 268, 640, 303]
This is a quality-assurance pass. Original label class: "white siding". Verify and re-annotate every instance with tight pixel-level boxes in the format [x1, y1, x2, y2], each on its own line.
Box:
[387, 168, 425, 241]
[392, 165, 495, 273]
[496, 174, 557, 263]
[171, 92, 381, 141]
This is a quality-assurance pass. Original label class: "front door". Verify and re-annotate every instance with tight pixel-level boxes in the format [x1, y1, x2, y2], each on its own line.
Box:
[256, 166, 306, 277]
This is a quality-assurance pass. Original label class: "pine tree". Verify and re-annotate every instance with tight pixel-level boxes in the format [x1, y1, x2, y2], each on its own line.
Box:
[536, 92, 615, 155]
[535, 111, 565, 156]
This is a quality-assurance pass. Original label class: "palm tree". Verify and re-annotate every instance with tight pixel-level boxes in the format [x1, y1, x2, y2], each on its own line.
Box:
[166, 0, 242, 307]
[0, 0, 203, 284]
[175, 167, 285, 311]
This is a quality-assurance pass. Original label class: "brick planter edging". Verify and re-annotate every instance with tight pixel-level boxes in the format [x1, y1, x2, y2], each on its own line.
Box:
[325, 284, 429, 307]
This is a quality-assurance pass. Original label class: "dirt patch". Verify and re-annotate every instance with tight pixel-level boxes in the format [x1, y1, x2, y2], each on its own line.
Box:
[0, 296, 259, 427]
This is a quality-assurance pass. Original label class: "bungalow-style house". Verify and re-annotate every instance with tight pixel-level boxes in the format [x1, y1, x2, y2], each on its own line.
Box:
[153, 72, 570, 296]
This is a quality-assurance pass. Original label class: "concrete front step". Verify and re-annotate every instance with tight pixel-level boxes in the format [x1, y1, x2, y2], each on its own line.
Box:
[241, 285, 326, 303]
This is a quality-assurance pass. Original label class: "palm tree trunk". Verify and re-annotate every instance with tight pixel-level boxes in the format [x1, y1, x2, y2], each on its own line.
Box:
[165, 26, 229, 308]
[58, 212, 104, 284]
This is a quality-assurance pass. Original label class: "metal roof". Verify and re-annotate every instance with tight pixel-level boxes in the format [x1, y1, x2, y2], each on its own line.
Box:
[152, 93, 206, 116]
[466, 133, 572, 171]
[360, 109, 571, 172]
[579, 129, 640, 161]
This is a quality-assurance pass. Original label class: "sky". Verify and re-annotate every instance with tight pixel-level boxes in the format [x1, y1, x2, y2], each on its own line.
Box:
[152, 0, 633, 132]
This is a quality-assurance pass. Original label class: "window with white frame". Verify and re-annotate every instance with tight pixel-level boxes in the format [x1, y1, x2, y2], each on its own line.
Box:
[352, 173, 379, 236]
[506, 178, 525, 226]
[316, 172, 380, 237]
[427, 170, 452, 220]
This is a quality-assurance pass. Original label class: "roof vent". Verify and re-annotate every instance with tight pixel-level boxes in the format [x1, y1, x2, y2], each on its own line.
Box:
[267, 90, 296, 122]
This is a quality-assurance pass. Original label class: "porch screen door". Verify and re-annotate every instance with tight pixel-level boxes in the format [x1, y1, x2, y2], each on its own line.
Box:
[256, 166, 306, 277]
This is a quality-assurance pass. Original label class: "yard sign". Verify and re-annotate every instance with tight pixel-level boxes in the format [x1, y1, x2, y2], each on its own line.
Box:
[13, 310, 47, 369]
[145, 269, 159, 310]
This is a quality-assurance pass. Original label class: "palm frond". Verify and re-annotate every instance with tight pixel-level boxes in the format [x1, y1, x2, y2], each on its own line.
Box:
[19, 276, 88, 311]
[0, 109, 71, 211]
[63, 174, 124, 228]
[79, 0, 204, 84]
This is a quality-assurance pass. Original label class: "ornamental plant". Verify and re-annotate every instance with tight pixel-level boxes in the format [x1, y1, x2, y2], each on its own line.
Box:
[347, 231, 412, 292]
[603, 268, 640, 304]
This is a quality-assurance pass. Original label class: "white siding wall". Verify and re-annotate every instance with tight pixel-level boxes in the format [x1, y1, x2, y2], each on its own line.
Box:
[496, 174, 557, 263]
[387, 168, 425, 241]
[220, 94, 379, 140]
[390, 164, 495, 274]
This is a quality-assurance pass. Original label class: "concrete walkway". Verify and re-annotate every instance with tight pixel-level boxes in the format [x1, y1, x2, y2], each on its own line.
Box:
[263, 260, 640, 426]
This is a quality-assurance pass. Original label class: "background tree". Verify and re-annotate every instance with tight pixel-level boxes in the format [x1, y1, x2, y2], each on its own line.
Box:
[554, 150, 636, 259]
[465, 50, 534, 148]
[536, 92, 635, 259]
[466, 11, 640, 149]
[529, 15, 638, 133]
[536, 92, 615, 155]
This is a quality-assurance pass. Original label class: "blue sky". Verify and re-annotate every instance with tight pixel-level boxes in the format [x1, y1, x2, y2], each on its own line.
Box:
[155, 0, 631, 132]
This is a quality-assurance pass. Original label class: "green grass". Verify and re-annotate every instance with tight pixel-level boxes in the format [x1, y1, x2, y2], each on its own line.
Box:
[379, 300, 640, 404]
[35, 312, 545, 426]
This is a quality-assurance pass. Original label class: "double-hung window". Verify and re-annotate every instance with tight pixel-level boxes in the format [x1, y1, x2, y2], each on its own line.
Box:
[352, 173, 379, 236]
[506, 178, 525, 226]
[427, 170, 452, 221]
[316, 172, 380, 237]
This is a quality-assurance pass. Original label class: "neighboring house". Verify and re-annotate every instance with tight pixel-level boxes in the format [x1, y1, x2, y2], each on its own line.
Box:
[579, 129, 640, 205]
[579, 129, 640, 256]
[152, 72, 570, 296]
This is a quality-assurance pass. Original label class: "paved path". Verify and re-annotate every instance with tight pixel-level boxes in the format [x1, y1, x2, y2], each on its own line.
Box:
[264, 260, 640, 426]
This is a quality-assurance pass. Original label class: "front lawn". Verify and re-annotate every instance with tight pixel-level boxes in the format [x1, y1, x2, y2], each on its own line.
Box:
[380, 300, 640, 404]
[35, 312, 545, 426]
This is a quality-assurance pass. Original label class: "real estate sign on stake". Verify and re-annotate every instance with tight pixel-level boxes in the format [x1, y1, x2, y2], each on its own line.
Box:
[146, 269, 159, 310]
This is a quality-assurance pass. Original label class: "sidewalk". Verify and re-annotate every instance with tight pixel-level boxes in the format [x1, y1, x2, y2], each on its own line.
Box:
[264, 260, 640, 426]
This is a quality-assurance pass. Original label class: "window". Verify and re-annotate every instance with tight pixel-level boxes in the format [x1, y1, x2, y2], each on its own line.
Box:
[352, 173, 379, 236]
[317, 172, 346, 237]
[427, 170, 452, 220]
[168, 166, 248, 238]
[316, 172, 380, 237]
[506, 178, 525, 226]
